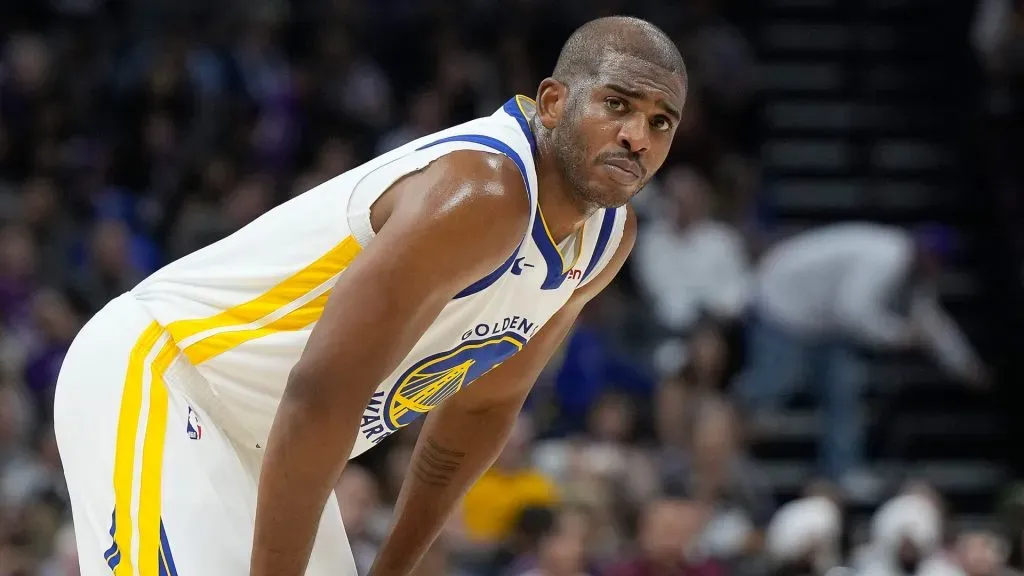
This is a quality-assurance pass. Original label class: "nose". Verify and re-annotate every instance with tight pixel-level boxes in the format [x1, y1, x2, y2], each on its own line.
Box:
[617, 114, 651, 154]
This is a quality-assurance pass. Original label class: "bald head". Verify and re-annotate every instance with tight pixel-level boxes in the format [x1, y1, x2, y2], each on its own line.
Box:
[553, 17, 685, 87]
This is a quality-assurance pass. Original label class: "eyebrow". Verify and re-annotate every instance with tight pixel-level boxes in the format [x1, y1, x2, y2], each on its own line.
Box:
[605, 83, 682, 121]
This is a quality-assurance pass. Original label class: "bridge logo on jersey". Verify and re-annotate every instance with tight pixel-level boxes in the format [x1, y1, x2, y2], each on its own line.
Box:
[358, 315, 539, 445]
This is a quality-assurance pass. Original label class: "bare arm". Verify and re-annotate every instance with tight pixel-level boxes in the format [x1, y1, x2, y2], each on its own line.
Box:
[369, 207, 637, 576]
[249, 151, 530, 576]
[910, 288, 987, 385]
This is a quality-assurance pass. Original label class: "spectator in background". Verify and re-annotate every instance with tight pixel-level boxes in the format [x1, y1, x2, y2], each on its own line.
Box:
[532, 398, 639, 562]
[481, 506, 556, 576]
[18, 176, 77, 289]
[0, 382, 38, 509]
[734, 223, 988, 500]
[549, 291, 654, 434]
[517, 507, 596, 576]
[633, 165, 750, 377]
[0, 225, 37, 331]
[461, 415, 559, 546]
[337, 464, 383, 576]
[375, 87, 446, 155]
[764, 482, 843, 576]
[682, 400, 774, 570]
[679, 322, 731, 395]
[604, 498, 724, 576]
[943, 531, 1019, 576]
[535, 391, 660, 511]
[38, 522, 77, 576]
[167, 156, 238, 258]
[855, 482, 946, 575]
[22, 289, 78, 421]
[0, 33, 54, 182]
[70, 220, 142, 315]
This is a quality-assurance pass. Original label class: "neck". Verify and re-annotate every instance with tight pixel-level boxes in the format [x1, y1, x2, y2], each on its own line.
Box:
[532, 121, 598, 243]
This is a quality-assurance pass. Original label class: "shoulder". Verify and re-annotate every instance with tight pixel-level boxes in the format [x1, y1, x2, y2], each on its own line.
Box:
[386, 149, 532, 256]
[408, 149, 529, 214]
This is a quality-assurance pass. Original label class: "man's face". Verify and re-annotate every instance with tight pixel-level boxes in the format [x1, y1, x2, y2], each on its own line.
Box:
[548, 52, 686, 209]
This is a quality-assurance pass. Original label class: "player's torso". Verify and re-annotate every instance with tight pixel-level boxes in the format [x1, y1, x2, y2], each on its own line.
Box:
[349, 216, 606, 455]
[130, 96, 626, 455]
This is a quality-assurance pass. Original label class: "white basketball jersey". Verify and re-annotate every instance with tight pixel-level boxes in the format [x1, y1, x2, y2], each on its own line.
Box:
[131, 96, 628, 457]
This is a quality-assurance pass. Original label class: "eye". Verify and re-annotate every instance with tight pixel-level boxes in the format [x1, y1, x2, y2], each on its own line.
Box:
[651, 116, 673, 132]
[605, 97, 627, 112]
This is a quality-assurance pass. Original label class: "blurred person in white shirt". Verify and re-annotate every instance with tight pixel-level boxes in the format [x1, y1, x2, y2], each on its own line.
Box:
[764, 481, 843, 576]
[854, 482, 948, 575]
[733, 223, 987, 497]
[633, 165, 751, 376]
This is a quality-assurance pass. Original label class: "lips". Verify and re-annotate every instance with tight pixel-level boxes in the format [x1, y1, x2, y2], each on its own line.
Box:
[603, 157, 642, 179]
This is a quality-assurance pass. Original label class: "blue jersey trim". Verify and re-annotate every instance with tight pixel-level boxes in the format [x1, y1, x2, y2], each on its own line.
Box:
[533, 219, 571, 290]
[502, 96, 538, 157]
[580, 208, 617, 284]
[159, 520, 179, 576]
[104, 509, 121, 570]
[502, 96, 587, 291]
[416, 133, 533, 299]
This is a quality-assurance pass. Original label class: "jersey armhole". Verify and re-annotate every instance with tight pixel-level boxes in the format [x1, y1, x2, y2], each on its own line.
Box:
[346, 149, 447, 248]
[346, 138, 535, 249]
[577, 207, 627, 290]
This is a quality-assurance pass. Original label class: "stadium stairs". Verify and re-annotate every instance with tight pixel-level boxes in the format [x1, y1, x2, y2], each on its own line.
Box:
[746, 0, 1002, 537]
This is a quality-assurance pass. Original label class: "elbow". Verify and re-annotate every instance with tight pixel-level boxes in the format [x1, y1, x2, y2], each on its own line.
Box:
[283, 357, 369, 431]
[282, 359, 330, 414]
[272, 360, 357, 458]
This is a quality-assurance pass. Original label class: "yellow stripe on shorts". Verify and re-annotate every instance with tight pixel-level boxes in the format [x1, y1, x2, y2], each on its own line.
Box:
[165, 235, 363, 364]
[111, 325, 182, 576]
[111, 322, 163, 575]
[137, 339, 178, 576]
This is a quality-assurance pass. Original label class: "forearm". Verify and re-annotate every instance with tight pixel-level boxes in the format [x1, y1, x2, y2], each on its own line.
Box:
[913, 298, 982, 380]
[370, 399, 522, 575]
[250, 382, 362, 576]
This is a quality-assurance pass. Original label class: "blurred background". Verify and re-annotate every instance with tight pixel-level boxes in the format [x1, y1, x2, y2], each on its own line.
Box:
[1, 0, 1023, 574]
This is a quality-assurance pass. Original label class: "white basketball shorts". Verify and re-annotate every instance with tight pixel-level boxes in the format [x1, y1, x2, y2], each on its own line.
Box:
[53, 293, 357, 575]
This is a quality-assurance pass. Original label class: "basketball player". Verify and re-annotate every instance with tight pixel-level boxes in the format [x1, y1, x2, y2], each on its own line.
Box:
[53, 16, 687, 576]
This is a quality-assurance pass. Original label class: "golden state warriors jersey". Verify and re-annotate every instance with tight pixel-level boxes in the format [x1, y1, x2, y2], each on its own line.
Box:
[131, 96, 628, 457]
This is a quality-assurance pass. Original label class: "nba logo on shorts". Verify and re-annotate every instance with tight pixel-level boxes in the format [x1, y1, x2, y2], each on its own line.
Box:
[186, 406, 203, 440]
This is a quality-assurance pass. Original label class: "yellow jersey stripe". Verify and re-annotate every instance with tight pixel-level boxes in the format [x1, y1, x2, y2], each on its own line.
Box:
[182, 290, 332, 364]
[137, 339, 178, 576]
[165, 235, 363, 347]
[112, 322, 163, 576]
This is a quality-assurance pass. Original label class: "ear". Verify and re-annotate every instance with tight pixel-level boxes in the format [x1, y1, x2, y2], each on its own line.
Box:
[535, 78, 567, 130]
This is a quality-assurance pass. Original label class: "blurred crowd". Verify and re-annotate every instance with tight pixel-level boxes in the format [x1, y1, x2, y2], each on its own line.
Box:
[0, 0, 1022, 575]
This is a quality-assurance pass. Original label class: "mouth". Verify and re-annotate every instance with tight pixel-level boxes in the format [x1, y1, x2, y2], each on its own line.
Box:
[602, 158, 643, 184]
